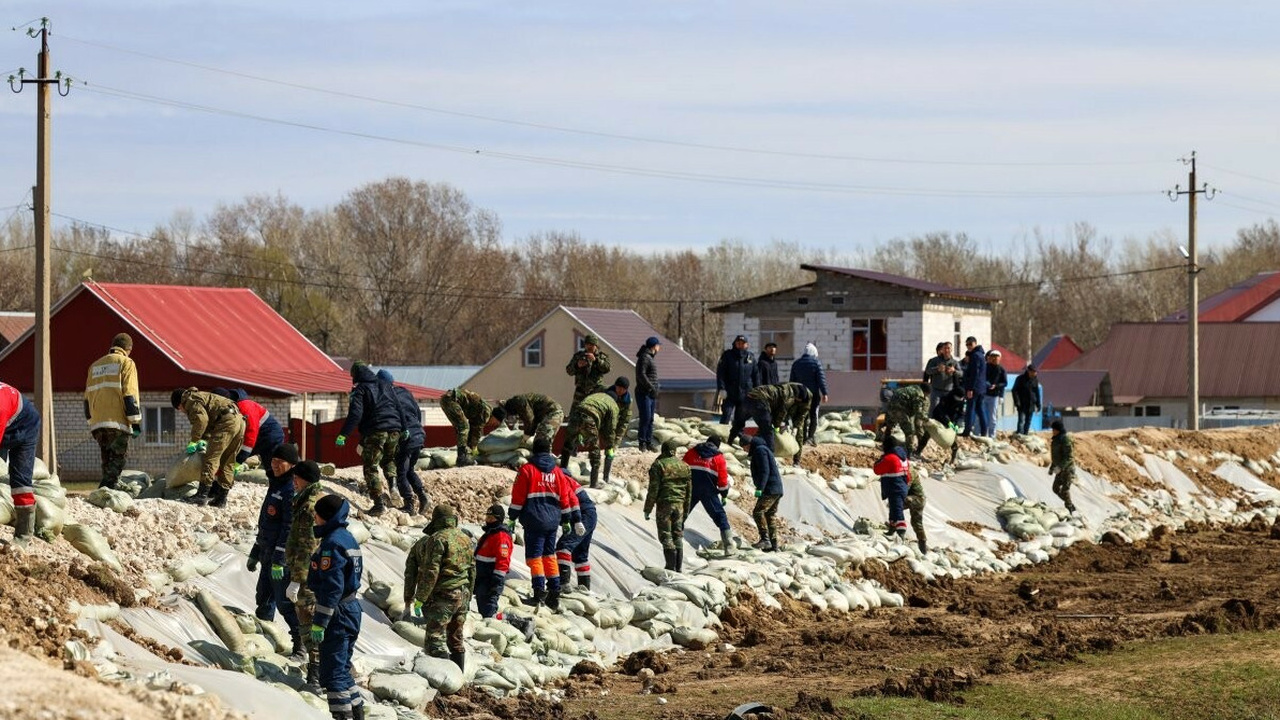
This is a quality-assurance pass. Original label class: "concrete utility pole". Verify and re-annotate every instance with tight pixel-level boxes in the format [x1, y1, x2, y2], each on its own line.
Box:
[1168, 151, 1215, 431]
[10, 18, 71, 470]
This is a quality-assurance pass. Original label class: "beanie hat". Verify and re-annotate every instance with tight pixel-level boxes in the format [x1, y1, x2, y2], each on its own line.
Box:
[584, 334, 601, 347]
[645, 336, 660, 348]
[349, 361, 367, 380]
[314, 494, 344, 521]
[294, 460, 322, 484]
[111, 333, 133, 351]
[705, 434, 722, 448]
[532, 437, 552, 455]
[376, 368, 394, 383]
[485, 503, 506, 520]
[1051, 420, 1066, 433]
[965, 336, 978, 345]
[272, 443, 300, 464]
[491, 405, 507, 423]
[170, 388, 188, 409]
[804, 342, 819, 357]
[614, 376, 630, 390]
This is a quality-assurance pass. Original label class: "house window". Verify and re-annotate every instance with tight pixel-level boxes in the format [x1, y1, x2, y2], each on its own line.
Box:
[851, 319, 888, 371]
[523, 335, 544, 368]
[954, 319, 962, 352]
[312, 409, 329, 425]
[831, 297, 845, 306]
[758, 317, 794, 361]
[574, 331, 586, 353]
[144, 406, 177, 446]
[797, 298, 809, 306]
[1145, 405, 1161, 417]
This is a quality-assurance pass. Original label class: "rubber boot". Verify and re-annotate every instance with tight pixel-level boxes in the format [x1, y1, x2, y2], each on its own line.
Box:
[209, 484, 229, 508]
[400, 494, 416, 514]
[558, 562, 572, 587]
[12, 505, 35, 546]
[190, 483, 212, 506]
[662, 548, 677, 571]
[917, 537, 928, 554]
[416, 490, 430, 516]
[577, 575, 591, 592]
[304, 660, 321, 693]
[367, 494, 387, 517]
[455, 445, 476, 467]
[589, 460, 600, 489]
[768, 531, 779, 552]
[721, 528, 736, 557]
[675, 548, 684, 573]
[450, 650, 465, 672]
[602, 455, 613, 485]
[352, 704, 366, 720]
[559, 447, 573, 470]
[522, 588, 547, 607]
[545, 586, 561, 612]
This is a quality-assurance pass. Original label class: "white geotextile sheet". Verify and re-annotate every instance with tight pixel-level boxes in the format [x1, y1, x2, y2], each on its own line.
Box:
[1216, 461, 1280, 503]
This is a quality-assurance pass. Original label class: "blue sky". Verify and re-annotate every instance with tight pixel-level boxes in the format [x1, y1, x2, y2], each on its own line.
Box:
[1, 1, 1278, 254]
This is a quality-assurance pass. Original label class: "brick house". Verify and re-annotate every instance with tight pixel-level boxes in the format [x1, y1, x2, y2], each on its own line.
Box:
[0, 282, 440, 480]
[711, 265, 999, 410]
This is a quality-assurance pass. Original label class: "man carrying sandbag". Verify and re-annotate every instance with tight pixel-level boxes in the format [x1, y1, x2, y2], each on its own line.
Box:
[744, 382, 812, 462]
[404, 504, 475, 671]
[493, 393, 562, 445]
[336, 362, 401, 517]
[509, 437, 582, 610]
[0, 381, 41, 545]
[306, 494, 364, 720]
[171, 387, 245, 508]
[683, 434, 737, 557]
[644, 439, 692, 573]
[439, 387, 491, 468]
[558, 390, 619, 489]
[247, 443, 303, 661]
[381, 370, 430, 514]
[85, 333, 141, 490]
[284, 460, 325, 691]
[882, 384, 929, 460]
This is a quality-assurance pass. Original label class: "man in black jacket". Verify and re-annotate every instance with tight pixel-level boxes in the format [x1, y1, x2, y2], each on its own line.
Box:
[756, 343, 780, 386]
[716, 335, 757, 445]
[1011, 365, 1041, 435]
[336, 362, 402, 516]
[634, 337, 661, 452]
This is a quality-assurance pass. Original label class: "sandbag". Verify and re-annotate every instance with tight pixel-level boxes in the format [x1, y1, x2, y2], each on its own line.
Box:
[925, 419, 956, 449]
[86, 487, 134, 514]
[392, 620, 427, 647]
[237, 469, 269, 485]
[166, 454, 205, 487]
[34, 494, 64, 541]
[429, 450, 457, 469]
[478, 430, 524, 455]
[772, 431, 800, 459]
[482, 450, 523, 466]
[62, 523, 124, 574]
[33, 479, 66, 508]
[412, 653, 466, 695]
[369, 669, 437, 708]
[194, 589, 246, 655]
[347, 519, 371, 544]
[670, 626, 717, 649]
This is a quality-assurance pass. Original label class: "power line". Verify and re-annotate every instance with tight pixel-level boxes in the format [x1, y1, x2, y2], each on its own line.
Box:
[1201, 163, 1280, 188]
[78, 83, 1157, 201]
[60, 33, 1167, 170]
[1216, 201, 1277, 218]
[1220, 191, 1280, 211]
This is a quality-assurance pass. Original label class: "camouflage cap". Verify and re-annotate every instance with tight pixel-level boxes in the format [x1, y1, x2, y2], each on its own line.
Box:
[583, 334, 601, 347]
[660, 439, 682, 456]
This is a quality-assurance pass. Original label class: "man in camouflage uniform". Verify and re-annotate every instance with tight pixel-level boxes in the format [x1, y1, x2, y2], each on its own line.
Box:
[85, 333, 142, 490]
[744, 381, 813, 461]
[602, 377, 631, 485]
[644, 439, 692, 572]
[171, 387, 245, 508]
[495, 393, 563, 445]
[404, 504, 475, 671]
[336, 362, 402, 516]
[882, 384, 929, 459]
[903, 450, 928, 553]
[1048, 420, 1077, 513]
[558, 390, 619, 488]
[565, 334, 610, 414]
[439, 387, 490, 468]
[283, 459, 325, 690]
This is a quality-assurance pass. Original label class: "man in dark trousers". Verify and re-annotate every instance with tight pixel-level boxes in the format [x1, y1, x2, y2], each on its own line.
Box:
[756, 342, 780, 386]
[248, 443, 302, 660]
[0, 381, 40, 545]
[379, 370, 430, 514]
[472, 504, 514, 618]
[307, 495, 364, 719]
[960, 336, 989, 438]
[788, 343, 828, 446]
[1012, 365, 1041, 435]
[716, 335, 757, 445]
[742, 435, 783, 552]
[684, 434, 736, 556]
[634, 337, 661, 452]
[336, 362, 402, 516]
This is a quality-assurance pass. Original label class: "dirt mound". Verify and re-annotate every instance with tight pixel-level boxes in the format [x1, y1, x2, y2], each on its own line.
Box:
[853, 666, 976, 704]
[1167, 598, 1279, 636]
[798, 444, 878, 477]
[620, 649, 670, 675]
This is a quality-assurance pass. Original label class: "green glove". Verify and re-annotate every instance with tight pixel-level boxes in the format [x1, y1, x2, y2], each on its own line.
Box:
[232, 463, 245, 477]
[754, 489, 763, 498]
[506, 520, 517, 533]
[131, 424, 142, 438]
[561, 522, 571, 535]
[197, 440, 208, 453]
[185, 441, 201, 455]
[606, 448, 616, 458]
[401, 431, 410, 441]
[310, 624, 325, 644]
[271, 564, 284, 581]
[413, 600, 423, 616]
[335, 435, 346, 447]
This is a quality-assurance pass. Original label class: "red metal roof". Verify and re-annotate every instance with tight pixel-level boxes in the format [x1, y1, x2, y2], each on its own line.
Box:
[1031, 334, 1083, 371]
[1163, 271, 1280, 323]
[563, 307, 714, 384]
[988, 343, 1027, 373]
[1066, 322, 1280, 400]
[800, 264, 1000, 303]
[0, 312, 33, 345]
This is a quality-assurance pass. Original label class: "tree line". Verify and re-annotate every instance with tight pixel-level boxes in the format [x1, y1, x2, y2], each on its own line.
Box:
[0, 176, 1276, 369]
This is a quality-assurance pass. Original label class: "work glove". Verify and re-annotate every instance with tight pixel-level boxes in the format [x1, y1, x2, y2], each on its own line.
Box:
[506, 520, 517, 533]
[285, 582, 300, 601]
[335, 435, 346, 447]
[310, 625, 325, 644]
[573, 522, 586, 536]
[561, 522, 571, 535]
[271, 564, 285, 581]
[1047, 467, 1055, 476]
[754, 489, 763, 498]
[185, 441, 202, 455]
[719, 489, 729, 501]
[401, 431, 410, 442]
[232, 463, 245, 477]
[644, 512, 651, 521]
[413, 601, 423, 616]
[606, 448, 616, 458]
[130, 424, 142, 438]
[246, 556, 259, 573]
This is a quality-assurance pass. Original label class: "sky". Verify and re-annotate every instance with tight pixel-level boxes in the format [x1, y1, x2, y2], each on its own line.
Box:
[1, 1, 1278, 255]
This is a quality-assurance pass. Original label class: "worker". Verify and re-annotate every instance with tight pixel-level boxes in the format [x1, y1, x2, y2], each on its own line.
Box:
[565, 334, 611, 415]
[171, 387, 245, 508]
[904, 444, 928, 554]
[439, 387, 491, 468]
[634, 336, 661, 452]
[742, 434, 783, 552]
[84, 333, 141, 490]
[644, 439, 692, 572]
[716, 335, 757, 446]
[212, 389, 284, 482]
[404, 504, 475, 671]
[1048, 420, 1078, 513]
[555, 470, 597, 591]
[380, 370, 430, 514]
[788, 343, 828, 446]
[601, 377, 631, 485]
[0, 381, 41, 545]
[493, 393, 563, 446]
[874, 437, 910, 540]
[558, 390, 619, 488]
[744, 381, 813, 460]
[283, 459, 325, 691]
[919, 384, 965, 465]
[473, 503, 514, 618]
[509, 437, 582, 610]
[682, 434, 737, 557]
[882, 384, 930, 459]
[336, 362, 402, 516]
[247, 443, 301, 659]
[306, 494, 364, 720]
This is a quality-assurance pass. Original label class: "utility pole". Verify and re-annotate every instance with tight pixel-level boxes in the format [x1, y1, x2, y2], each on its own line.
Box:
[1167, 151, 1215, 431]
[10, 18, 71, 470]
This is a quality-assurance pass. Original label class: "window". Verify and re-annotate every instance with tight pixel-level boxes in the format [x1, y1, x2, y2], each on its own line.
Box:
[144, 406, 177, 446]
[831, 297, 845, 306]
[523, 334, 544, 368]
[758, 317, 794, 361]
[574, 331, 586, 353]
[1145, 405, 1161, 417]
[797, 297, 809, 306]
[953, 319, 962, 353]
[1133, 407, 1143, 417]
[851, 319, 888, 371]
[311, 409, 329, 425]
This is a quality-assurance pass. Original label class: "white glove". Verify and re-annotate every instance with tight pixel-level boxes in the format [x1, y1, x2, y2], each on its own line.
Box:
[285, 582, 300, 601]
[573, 522, 586, 536]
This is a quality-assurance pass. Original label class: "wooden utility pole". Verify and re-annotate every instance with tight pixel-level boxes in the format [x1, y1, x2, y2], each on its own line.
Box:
[1168, 152, 1214, 431]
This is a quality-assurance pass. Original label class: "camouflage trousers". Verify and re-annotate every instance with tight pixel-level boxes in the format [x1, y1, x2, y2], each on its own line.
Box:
[563, 409, 610, 464]
[654, 502, 685, 550]
[884, 407, 927, 446]
[752, 494, 781, 544]
[531, 411, 564, 446]
[906, 483, 926, 545]
[422, 588, 469, 656]
[1053, 466, 1077, 512]
[203, 415, 245, 491]
[441, 397, 485, 451]
[92, 428, 130, 487]
[294, 588, 321, 664]
[360, 431, 400, 499]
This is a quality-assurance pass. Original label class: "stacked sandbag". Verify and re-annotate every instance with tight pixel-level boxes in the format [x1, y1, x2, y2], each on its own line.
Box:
[86, 487, 134, 514]
[63, 523, 126, 574]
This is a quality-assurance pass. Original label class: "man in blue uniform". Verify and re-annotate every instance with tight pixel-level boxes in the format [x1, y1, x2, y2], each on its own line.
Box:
[248, 443, 302, 659]
[307, 494, 364, 720]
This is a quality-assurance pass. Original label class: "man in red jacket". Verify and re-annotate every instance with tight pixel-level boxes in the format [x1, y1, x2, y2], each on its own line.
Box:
[0, 382, 40, 545]
[508, 437, 583, 611]
[473, 503, 513, 618]
[874, 437, 910, 540]
[683, 434, 738, 557]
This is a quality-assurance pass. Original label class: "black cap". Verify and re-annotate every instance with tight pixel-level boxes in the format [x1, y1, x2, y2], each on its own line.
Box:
[733, 335, 748, 344]
[491, 405, 507, 423]
[965, 336, 978, 345]
[486, 503, 506, 519]
[614, 376, 630, 390]
[170, 388, 187, 409]
[315, 494, 344, 521]
[705, 434, 722, 448]
[272, 443, 300, 464]
[294, 460, 321, 484]
[532, 437, 552, 455]
[1051, 420, 1065, 433]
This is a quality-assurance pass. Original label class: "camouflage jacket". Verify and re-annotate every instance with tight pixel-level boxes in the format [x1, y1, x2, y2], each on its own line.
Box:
[747, 382, 812, 422]
[405, 517, 475, 603]
[569, 392, 619, 449]
[645, 455, 692, 514]
[565, 349, 611, 397]
[506, 393, 562, 433]
[180, 389, 239, 443]
[285, 481, 327, 581]
[1050, 432, 1075, 473]
[606, 388, 632, 446]
[444, 388, 489, 419]
[888, 385, 928, 417]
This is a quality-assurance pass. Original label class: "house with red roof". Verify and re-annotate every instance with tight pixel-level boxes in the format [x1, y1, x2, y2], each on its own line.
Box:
[0, 311, 33, 350]
[1162, 271, 1280, 323]
[0, 282, 441, 479]
[466, 306, 716, 417]
[1031, 334, 1084, 371]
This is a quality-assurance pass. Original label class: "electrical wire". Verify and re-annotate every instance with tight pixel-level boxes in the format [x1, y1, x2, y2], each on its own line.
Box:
[1216, 201, 1277, 218]
[1202, 163, 1280, 188]
[59, 33, 1168, 169]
